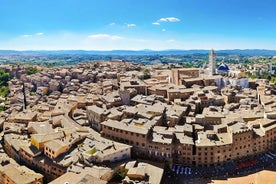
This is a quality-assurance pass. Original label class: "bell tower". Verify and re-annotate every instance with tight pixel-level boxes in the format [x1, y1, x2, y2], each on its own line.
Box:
[209, 49, 216, 76]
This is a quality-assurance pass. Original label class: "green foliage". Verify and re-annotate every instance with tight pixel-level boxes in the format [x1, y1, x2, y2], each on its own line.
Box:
[86, 148, 97, 155]
[0, 86, 9, 97]
[182, 63, 194, 68]
[26, 67, 40, 75]
[117, 170, 127, 178]
[0, 69, 10, 86]
[261, 72, 269, 80]
[0, 105, 5, 112]
[114, 168, 128, 180]
[133, 66, 141, 71]
[0, 69, 9, 98]
[270, 77, 276, 84]
[143, 68, 151, 79]
[272, 58, 276, 65]
[246, 72, 258, 79]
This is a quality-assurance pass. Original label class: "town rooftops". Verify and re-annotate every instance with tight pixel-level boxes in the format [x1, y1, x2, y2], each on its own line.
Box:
[0, 164, 43, 184]
[131, 94, 160, 105]
[153, 126, 174, 136]
[81, 137, 132, 161]
[13, 111, 37, 122]
[49, 172, 107, 184]
[196, 130, 232, 147]
[101, 119, 150, 135]
[121, 80, 147, 87]
[175, 133, 194, 145]
[31, 131, 65, 143]
[28, 121, 55, 134]
[86, 105, 110, 115]
[20, 144, 42, 157]
[127, 166, 146, 179]
[44, 139, 66, 153]
[228, 121, 253, 134]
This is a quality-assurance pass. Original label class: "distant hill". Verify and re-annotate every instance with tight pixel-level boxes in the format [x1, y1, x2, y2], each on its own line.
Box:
[1, 49, 276, 56]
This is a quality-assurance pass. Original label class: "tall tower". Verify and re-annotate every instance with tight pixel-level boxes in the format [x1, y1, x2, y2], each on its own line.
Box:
[209, 49, 216, 76]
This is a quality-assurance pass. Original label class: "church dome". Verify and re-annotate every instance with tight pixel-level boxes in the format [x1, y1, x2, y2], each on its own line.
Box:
[218, 63, 229, 71]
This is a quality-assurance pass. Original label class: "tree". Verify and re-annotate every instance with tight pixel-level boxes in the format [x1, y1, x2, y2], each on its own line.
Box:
[26, 67, 40, 75]
[0, 69, 10, 86]
[143, 68, 151, 80]
[0, 86, 9, 97]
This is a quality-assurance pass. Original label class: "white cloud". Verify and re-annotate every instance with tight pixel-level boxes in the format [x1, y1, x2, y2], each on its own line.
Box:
[152, 22, 160, 25]
[126, 23, 136, 27]
[167, 39, 175, 43]
[22, 33, 44, 37]
[155, 17, 181, 24]
[109, 22, 116, 26]
[88, 34, 123, 40]
[36, 32, 44, 36]
[162, 29, 166, 32]
[22, 34, 32, 38]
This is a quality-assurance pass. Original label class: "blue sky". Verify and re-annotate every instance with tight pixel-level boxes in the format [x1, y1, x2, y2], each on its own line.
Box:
[0, 0, 276, 50]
